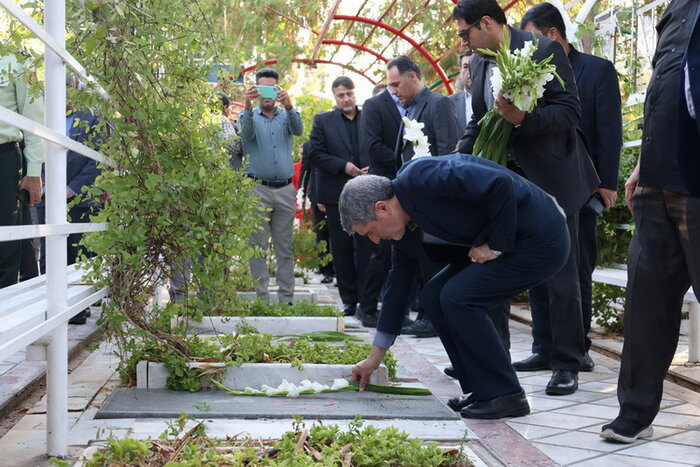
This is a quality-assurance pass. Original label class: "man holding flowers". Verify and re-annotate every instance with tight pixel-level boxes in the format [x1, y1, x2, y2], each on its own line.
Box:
[453, 0, 599, 396]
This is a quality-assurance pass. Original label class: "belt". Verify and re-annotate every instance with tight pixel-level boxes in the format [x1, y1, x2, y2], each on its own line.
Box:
[248, 175, 292, 188]
[0, 141, 20, 152]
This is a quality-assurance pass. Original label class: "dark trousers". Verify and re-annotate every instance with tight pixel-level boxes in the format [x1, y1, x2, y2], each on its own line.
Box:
[616, 188, 700, 427]
[421, 226, 570, 400]
[311, 203, 334, 278]
[325, 204, 359, 305]
[528, 213, 585, 372]
[355, 236, 391, 316]
[0, 143, 23, 288]
[20, 205, 39, 281]
[531, 208, 598, 355]
[37, 204, 96, 272]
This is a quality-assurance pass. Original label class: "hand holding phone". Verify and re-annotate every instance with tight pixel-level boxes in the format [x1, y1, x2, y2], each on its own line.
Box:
[255, 85, 279, 99]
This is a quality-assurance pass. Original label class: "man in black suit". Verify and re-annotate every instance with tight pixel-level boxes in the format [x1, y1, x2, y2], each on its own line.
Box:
[453, 0, 599, 395]
[309, 77, 369, 317]
[449, 51, 474, 135]
[601, 0, 700, 444]
[343, 155, 571, 419]
[516, 2, 622, 374]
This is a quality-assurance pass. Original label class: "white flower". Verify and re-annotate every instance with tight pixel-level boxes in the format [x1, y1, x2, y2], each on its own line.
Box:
[490, 67, 503, 100]
[402, 116, 426, 142]
[330, 378, 351, 390]
[520, 40, 536, 59]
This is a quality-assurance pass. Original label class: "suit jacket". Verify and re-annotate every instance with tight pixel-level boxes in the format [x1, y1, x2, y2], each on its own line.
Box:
[569, 47, 622, 191]
[308, 107, 363, 204]
[359, 90, 402, 178]
[678, 6, 700, 196]
[377, 154, 568, 336]
[395, 88, 458, 169]
[41, 110, 102, 208]
[457, 27, 599, 215]
[449, 90, 469, 136]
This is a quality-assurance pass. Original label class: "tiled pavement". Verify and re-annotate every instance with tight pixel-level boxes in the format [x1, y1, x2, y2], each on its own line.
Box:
[1, 279, 699, 466]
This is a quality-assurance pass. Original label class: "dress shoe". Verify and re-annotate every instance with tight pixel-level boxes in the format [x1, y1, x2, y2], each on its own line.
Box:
[512, 353, 550, 372]
[460, 389, 530, 419]
[580, 353, 595, 372]
[443, 366, 457, 379]
[401, 319, 438, 338]
[361, 313, 378, 328]
[545, 370, 578, 395]
[343, 303, 357, 317]
[600, 418, 653, 444]
[320, 274, 334, 284]
[447, 394, 475, 411]
[68, 309, 88, 325]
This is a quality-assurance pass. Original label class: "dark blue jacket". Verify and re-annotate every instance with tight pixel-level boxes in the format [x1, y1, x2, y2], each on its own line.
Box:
[568, 47, 622, 191]
[678, 5, 700, 196]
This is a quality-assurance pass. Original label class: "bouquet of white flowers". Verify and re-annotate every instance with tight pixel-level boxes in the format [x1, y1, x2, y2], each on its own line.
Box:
[474, 29, 564, 166]
[402, 116, 432, 158]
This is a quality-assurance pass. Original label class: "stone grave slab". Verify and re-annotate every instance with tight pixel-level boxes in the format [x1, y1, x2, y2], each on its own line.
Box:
[96, 389, 460, 420]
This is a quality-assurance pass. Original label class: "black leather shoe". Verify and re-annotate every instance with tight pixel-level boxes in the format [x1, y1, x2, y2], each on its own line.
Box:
[546, 370, 578, 395]
[320, 274, 334, 284]
[447, 394, 475, 411]
[361, 313, 378, 327]
[580, 353, 595, 372]
[343, 303, 357, 317]
[512, 353, 550, 372]
[68, 309, 88, 325]
[460, 390, 530, 419]
[443, 366, 457, 379]
[401, 319, 438, 338]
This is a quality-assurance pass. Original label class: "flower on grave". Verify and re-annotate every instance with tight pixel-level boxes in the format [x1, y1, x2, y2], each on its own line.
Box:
[402, 116, 432, 158]
[249, 378, 351, 398]
[474, 30, 564, 166]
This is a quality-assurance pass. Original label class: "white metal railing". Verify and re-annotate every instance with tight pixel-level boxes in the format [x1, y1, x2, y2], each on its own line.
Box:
[0, 0, 114, 458]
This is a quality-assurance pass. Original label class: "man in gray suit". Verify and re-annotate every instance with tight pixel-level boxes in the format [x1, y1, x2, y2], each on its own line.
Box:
[449, 51, 474, 135]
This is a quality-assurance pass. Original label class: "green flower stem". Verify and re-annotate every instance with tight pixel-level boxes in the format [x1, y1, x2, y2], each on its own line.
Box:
[212, 380, 432, 397]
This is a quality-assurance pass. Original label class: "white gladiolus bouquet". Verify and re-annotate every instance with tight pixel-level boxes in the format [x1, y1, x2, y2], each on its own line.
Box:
[402, 117, 432, 158]
[474, 30, 564, 166]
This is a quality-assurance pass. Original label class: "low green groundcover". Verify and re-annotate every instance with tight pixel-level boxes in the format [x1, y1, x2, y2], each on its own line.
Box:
[81, 416, 470, 466]
[192, 300, 342, 319]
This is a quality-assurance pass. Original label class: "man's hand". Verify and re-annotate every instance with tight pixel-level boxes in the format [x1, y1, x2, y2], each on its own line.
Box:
[360, 166, 369, 175]
[596, 188, 617, 210]
[317, 203, 326, 213]
[494, 96, 526, 125]
[244, 86, 260, 110]
[19, 176, 42, 205]
[468, 243, 499, 264]
[351, 345, 387, 391]
[277, 89, 292, 110]
[66, 189, 74, 200]
[344, 162, 363, 177]
[624, 161, 641, 213]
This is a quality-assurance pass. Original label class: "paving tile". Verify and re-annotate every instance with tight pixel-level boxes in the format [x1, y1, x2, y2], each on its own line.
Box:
[659, 430, 700, 447]
[652, 411, 700, 429]
[535, 430, 631, 453]
[661, 403, 700, 417]
[616, 440, 700, 464]
[550, 403, 619, 420]
[532, 442, 600, 465]
[577, 380, 618, 394]
[526, 394, 578, 412]
[527, 388, 610, 403]
[506, 421, 567, 440]
[574, 453, 691, 466]
[517, 373, 554, 387]
[513, 411, 603, 430]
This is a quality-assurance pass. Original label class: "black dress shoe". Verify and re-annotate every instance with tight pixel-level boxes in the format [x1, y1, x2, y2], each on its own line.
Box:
[546, 370, 578, 395]
[320, 274, 334, 284]
[343, 303, 357, 317]
[460, 390, 530, 419]
[580, 353, 595, 372]
[512, 353, 550, 372]
[361, 313, 378, 327]
[68, 309, 88, 325]
[447, 394, 475, 411]
[443, 366, 457, 379]
[401, 319, 438, 338]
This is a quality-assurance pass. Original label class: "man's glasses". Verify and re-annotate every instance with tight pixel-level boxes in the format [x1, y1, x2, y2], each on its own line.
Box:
[457, 18, 482, 40]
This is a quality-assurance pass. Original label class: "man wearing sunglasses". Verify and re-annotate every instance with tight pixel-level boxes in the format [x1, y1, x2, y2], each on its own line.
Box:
[452, 0, 599, 397]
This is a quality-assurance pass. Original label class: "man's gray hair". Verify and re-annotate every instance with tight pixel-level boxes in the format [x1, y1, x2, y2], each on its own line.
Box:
[339, 174, 393, 233]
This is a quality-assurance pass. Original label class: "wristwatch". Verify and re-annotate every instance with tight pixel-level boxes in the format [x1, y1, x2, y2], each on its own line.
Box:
[491, 249, 503, 257]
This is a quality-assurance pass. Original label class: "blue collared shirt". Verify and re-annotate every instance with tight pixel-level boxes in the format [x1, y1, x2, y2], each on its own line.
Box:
[239, 106, 303, 181]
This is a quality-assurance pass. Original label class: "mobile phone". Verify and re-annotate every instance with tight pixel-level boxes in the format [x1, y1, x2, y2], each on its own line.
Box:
[255, 85, 279, 99]
[586, 193, 605, 215]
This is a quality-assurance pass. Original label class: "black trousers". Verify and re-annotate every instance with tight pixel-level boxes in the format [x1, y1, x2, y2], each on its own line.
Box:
[528, 213, 585, 372]
[355, 236, 391, 316]
[421, 224, 570, 400]
[325, 204, 359, 305]
[616, 188, 700, 427]
[37, 204, 97, 272]
[311, 203, 334, 278]
[0, 143, 23, 288]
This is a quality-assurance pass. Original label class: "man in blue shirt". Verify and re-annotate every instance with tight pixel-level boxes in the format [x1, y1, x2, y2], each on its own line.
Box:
[240, 68, 303, 303]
